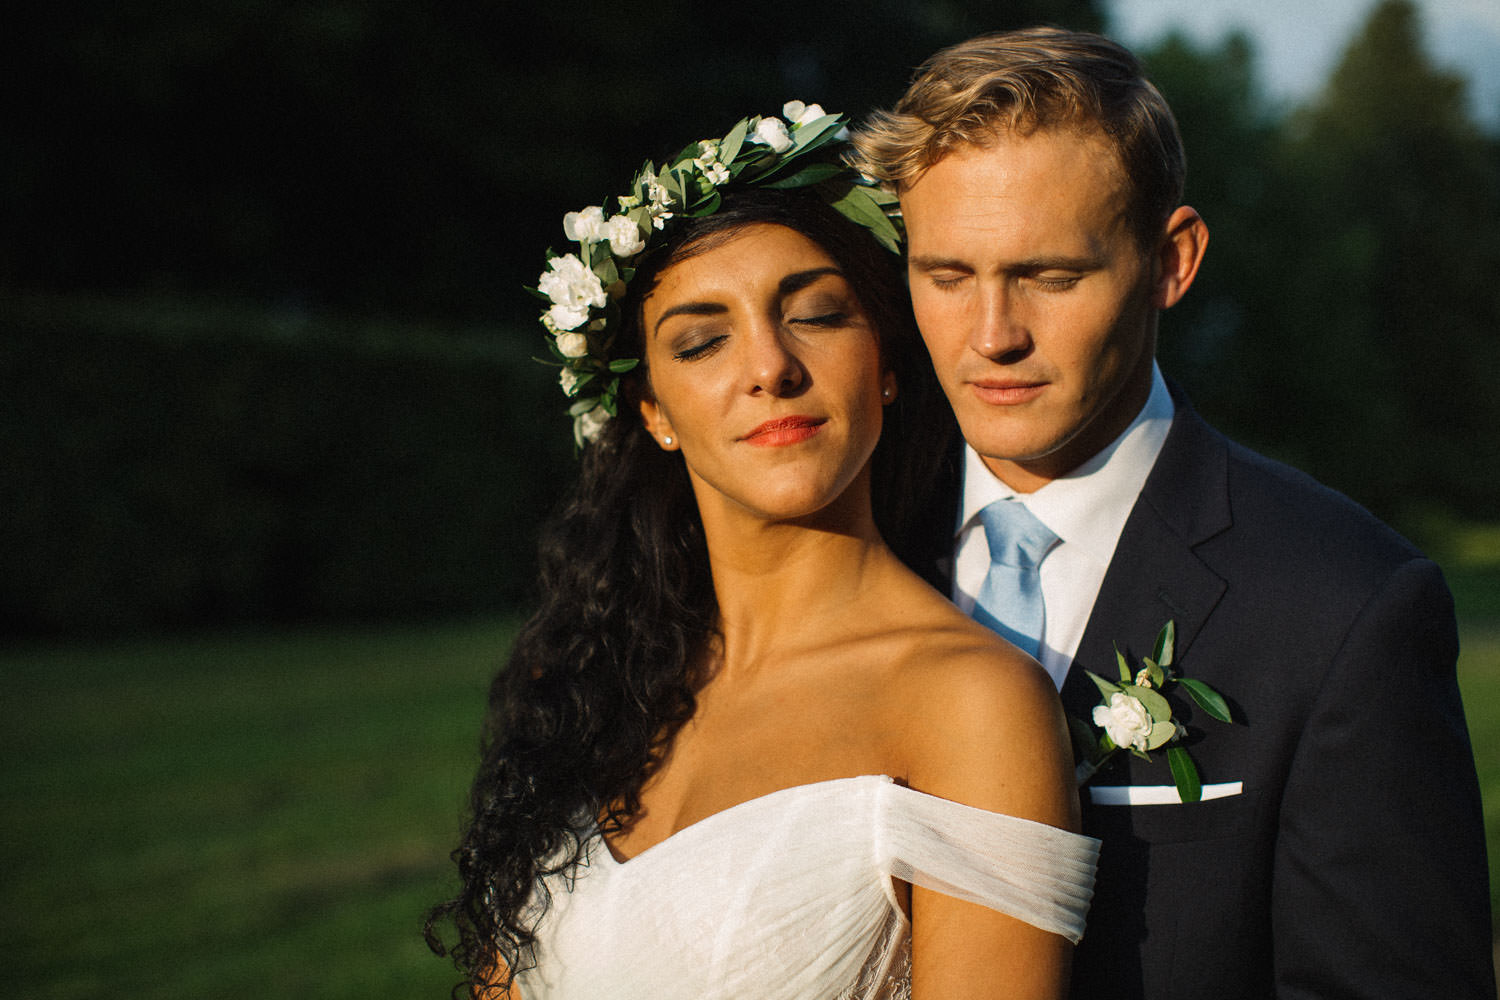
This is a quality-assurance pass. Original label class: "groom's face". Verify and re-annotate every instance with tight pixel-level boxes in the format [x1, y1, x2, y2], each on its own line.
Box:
[901, 126, 1160, 491]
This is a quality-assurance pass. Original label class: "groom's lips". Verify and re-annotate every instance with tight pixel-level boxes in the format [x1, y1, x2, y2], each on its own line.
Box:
[740, 415, 826, 446]
[969, 380, 1047, 405]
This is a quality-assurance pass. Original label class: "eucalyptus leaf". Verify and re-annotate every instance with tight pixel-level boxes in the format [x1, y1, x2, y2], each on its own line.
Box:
[607, 358, 639, 373]
[1122, 684, 1173, 723]
[1115, 643, 1132, 684]
[524, 284, 550, 303]
[1145, 718, 1178, 751]
[594, 256, 619, 288]
[1180, 678, 1233, 723]
[1154, 620, 1176, 668]
[1167, 747, 1201, 802]
[568, 397, 598, 417]
[1086, 670, 1123, 698]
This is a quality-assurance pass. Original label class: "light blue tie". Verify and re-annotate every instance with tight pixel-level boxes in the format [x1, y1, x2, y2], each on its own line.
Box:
[972, 499, 1059, 658]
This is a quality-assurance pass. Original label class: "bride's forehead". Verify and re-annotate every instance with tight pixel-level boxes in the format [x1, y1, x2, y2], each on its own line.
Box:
[654, 227, 838, 291]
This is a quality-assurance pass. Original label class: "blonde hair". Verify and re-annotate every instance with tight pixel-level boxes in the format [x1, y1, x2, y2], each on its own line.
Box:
[850, 27, 1185, 243]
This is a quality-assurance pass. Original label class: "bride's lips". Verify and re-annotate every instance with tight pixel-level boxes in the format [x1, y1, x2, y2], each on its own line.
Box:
[740, 415, 826, 447]
[969, 380, 1047, 405]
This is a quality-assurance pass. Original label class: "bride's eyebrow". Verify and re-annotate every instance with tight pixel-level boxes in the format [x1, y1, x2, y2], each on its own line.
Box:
[779, 267, 843, 297]
[653, 301, 727, 335]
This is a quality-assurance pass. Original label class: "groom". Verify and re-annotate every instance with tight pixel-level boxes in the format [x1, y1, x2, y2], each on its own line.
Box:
[853, 27, 1494, 999]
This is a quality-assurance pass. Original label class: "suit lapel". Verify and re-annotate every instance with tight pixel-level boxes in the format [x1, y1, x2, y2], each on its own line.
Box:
[1061, 397, 1232, 721]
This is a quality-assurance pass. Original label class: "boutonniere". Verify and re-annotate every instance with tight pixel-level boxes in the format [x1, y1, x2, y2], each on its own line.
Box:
[1071, 621, 1233, 803]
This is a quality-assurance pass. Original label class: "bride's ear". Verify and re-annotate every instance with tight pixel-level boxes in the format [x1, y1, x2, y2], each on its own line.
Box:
[637, 393, 680, 451]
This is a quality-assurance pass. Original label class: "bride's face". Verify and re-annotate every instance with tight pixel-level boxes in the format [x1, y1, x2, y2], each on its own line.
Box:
[637, 223, 895, 524]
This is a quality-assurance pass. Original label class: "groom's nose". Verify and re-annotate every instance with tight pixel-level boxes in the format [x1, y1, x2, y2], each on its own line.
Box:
[969, 284, 1033, 361]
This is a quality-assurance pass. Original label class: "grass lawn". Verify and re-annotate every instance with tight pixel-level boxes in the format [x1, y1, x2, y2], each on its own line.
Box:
[2, 619, 510, 1000]
[4, 563, 1498, 998]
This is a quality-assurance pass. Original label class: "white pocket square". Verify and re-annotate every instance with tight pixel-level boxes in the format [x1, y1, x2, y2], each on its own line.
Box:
[1087, 781, 1243, 805]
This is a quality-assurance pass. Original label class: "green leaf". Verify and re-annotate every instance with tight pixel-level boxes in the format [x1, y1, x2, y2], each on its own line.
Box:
[1154, 620, 1176, 669]
[1115, 643, 1132, 684]
[593, 255, 620, 288]
[1067, 713, 1099, 759]
[719, 117, 749, 165]
[1145, 718, 1178, 751]
[789, 115, 844, 153]
[763, 162, 846, 190]
[1180, 678, 1233, 723]
[1085, 670, 1122, 698]
[1122, 684, 1173, 723]
[825, 184, 900, 252]
[524, 284, 550, 303]
[607, 358, 639, 373]
[1142, 658, 1166, 689]
[1167, 747, 1201, 802]
[688, 189, 722, 218]
[567, 397, 599, 417]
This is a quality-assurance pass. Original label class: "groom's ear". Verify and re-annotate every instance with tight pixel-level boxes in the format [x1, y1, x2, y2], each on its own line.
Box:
[1151, 206, 1209, 310]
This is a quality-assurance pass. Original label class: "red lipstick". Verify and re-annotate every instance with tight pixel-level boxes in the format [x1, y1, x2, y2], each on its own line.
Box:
[740, 415, 826, 447]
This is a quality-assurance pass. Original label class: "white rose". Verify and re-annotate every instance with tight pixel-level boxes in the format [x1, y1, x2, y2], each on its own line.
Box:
[562, 206, 606, 243]
[604, 215, 645, 257]
[558, 366, 581, 396]
[1093, 692, 1154, 752]
[782, 100, 825, 127]
[576, 405, 610, 443]
[753, 116, 793, 153]
[555, 331, 589, 358]
[537, 254, 606, 331]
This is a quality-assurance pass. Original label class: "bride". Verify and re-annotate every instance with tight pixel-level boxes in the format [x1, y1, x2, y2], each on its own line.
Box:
[429, 105, 1098, 999]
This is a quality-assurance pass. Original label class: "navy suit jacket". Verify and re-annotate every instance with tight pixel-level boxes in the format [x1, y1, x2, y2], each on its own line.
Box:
[927, 389, 1493, 998]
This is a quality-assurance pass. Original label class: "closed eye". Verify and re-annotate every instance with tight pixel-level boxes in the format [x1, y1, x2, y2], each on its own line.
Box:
[673, 335, 727, 361]
[788, 311, 849, 327]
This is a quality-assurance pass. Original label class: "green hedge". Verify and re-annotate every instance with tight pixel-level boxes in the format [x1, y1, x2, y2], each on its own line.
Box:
[2, 295, 573, 635]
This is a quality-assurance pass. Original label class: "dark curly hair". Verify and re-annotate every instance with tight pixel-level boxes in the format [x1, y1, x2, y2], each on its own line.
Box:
[426, 189, 955, 996]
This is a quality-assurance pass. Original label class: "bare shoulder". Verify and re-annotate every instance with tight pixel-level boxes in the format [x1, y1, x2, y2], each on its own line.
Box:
[878, 589, 1077, 829]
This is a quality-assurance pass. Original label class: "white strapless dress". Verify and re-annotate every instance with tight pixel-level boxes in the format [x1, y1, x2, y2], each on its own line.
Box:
[515, 774, 1099, 1000]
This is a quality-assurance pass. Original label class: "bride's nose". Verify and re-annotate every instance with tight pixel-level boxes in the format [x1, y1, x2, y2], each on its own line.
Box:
[745, 325, 806, 397]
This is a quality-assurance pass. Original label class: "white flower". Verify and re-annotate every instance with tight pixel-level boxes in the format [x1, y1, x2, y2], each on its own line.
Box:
[537, 254, 607, 331]
[1093, 692, 1154, 752]
[558, 366, 581, 396]
[562, 206, 606, 244]
[576, 405, 610, 442]
[1134, 668, 1155, 689]
[639, 170, 676, 229]
[782, 100, 825, 127]
[555, 331, 589, 359]
[753, 116, 793, 153]
[698, 161, 730, 185]
[604, 215, 645, 257]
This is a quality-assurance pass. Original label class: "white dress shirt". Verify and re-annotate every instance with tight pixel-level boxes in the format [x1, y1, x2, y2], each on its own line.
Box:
[953, 364, 1175, 690]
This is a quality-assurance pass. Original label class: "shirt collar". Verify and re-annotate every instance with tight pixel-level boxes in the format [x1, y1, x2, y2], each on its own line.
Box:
[957, 363, 1175, 565]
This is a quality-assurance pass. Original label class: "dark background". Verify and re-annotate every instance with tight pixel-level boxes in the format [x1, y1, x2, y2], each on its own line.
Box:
[4, 0, 1497, 635]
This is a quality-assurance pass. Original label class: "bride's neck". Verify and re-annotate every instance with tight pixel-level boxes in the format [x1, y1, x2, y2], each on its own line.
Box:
[698, 486, 894, 669]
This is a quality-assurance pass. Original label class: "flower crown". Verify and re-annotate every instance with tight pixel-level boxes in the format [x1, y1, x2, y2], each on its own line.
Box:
[532, 101, 902, 447]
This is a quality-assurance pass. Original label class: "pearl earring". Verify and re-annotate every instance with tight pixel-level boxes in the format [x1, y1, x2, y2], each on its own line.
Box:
[664, 436, 673, 446]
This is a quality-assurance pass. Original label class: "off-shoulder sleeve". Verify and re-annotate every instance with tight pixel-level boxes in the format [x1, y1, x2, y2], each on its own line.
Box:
[875, 780, 1100, 943]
